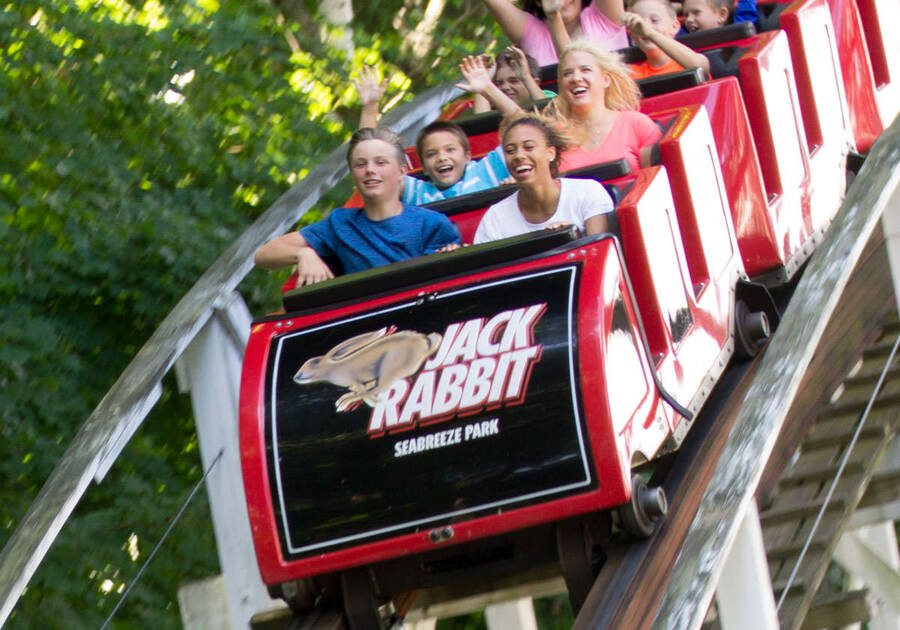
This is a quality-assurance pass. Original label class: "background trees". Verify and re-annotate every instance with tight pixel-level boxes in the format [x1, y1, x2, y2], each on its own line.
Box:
[0, 1, 502, 627]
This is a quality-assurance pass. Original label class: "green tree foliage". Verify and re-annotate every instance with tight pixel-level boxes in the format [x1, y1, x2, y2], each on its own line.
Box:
[0, 0, 504, 627]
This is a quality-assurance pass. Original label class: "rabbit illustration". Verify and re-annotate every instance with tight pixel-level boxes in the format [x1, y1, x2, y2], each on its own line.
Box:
[294, 326, 442, 412]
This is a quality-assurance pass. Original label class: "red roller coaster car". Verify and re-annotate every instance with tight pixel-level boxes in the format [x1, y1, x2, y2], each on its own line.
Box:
[239, 0, 897, 626]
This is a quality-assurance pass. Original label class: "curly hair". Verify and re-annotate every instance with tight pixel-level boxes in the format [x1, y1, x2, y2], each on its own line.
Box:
[499, 111, 571, 178]
[520, 0, 592, 20]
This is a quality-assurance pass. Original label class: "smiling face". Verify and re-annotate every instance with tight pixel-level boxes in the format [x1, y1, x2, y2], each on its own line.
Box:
[349, 139, 407, 203]
[494, 64, 530, 106]
[682, 0, 729, 32]
[419, 130, 471, 189]
[502, 123, 558, 186]
[559, 49, 611, 112]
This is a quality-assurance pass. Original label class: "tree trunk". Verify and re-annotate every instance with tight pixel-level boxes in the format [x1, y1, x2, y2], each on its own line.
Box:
[404, 0, 447, 59]
[320, 0, 355, 55]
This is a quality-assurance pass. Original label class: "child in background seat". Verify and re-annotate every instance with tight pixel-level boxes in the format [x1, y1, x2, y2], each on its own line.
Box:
[681, 0, 757, 33]
[623, 0, 710, 77]
[472, 46, 557, 114]
[354, 67, 515, 204]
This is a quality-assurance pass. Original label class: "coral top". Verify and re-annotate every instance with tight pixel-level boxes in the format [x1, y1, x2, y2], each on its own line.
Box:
[559, 110, 662, 174]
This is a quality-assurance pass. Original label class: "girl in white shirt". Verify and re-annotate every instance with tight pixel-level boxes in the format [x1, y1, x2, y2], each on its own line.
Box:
[474, 113, 616, 244]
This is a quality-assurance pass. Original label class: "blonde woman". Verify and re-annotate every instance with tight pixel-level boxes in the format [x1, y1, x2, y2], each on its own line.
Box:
[461, 40, 661, 174]
[547, 39, 661, 172]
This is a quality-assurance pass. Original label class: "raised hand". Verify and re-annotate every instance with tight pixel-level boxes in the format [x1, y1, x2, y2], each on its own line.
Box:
[456, 55, 495, 94]
[622, 12, 652, 39]
[352, 65, 388, 107]
[542, 0, 564, 13]
[505, 46, 530, 79]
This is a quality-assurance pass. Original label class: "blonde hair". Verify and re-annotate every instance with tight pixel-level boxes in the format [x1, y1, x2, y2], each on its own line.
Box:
[548, 39, 641, 120]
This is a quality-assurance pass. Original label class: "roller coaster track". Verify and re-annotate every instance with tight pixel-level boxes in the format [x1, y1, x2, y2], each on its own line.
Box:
[0, 77, 897, 627]
[570, 118, 900, 630]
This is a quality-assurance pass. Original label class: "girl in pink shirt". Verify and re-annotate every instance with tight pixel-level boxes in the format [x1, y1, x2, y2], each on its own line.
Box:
[459, 40, 661, 173]
[481, 0, 628, 66]
[547, 40, 661, 172]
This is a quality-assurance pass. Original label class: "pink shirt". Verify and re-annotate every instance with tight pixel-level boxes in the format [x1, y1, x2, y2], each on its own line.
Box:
[559, 110, 662, 174]
[520, 4, 629, 66]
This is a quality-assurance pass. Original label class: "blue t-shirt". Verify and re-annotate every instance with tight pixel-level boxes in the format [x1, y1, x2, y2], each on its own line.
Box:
[402, 145, 510, 205]
[300, 205, 460, 275]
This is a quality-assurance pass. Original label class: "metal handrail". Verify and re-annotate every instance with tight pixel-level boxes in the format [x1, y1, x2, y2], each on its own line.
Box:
[650, 116, 900, 630]
[0, 81, 464, 627]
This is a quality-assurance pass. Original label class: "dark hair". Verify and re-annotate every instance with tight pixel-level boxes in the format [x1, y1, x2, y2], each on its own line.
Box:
[520, 0, 591, 20]
[347, 127, 407, 167]
[499, 112, 568, 178]
[495, 48, 542, 82]
[414, 121, 471, 161]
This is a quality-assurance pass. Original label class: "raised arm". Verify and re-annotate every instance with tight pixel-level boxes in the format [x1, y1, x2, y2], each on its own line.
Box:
[541, 0, 572, 59]
[472, 54, 497, 114]
[254, 232, 335, 286]
[593, 0, 626, 25]
[480, 0, 530, 45]
[457, 55, 521, 116]
[623, 13, 710, 74]
[508, 46, 548, 102]
[352, 65, 388, 129]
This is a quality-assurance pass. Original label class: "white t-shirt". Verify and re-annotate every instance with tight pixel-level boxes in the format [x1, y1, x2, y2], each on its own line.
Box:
[473, 178, 614, 244]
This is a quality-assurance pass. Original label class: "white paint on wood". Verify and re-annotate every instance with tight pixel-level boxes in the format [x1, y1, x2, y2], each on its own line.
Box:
[178, 575, 231, 630]
[176, 293, 284, 630]
[835, 524, 900, 627]
[485, 597, 538, 630]
[715, 502, 780, 630]
[881, 183, 900, 303]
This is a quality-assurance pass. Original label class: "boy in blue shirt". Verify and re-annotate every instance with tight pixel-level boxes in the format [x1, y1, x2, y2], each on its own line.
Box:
[255, 127, 460, 286]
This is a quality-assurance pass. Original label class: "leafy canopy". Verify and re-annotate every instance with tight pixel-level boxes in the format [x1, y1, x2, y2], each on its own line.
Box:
[0, 0, 503, 627]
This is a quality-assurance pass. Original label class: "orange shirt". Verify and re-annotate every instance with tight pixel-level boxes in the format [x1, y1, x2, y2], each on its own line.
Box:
[629, 56, 684, 80]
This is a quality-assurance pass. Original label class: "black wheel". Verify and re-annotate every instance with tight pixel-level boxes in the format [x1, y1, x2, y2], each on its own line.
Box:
[556, 514, 610, 615]
[734, 299, 771, 359]
[340, 568, 393, 630]
[617, 475, 667, 539]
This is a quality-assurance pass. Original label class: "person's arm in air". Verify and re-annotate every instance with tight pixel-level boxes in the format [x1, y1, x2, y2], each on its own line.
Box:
[254, 232, 335, 286]
[457, 55, 521, 116]
[623, 13, 710, 73]
[353, 65, 388, 129]
[541, 1, 572, 60]
[471, 54, 497, 114]
[593, 0, 626, 25]
[508, 46, 547, 102]
[479, 0, 529, 45]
